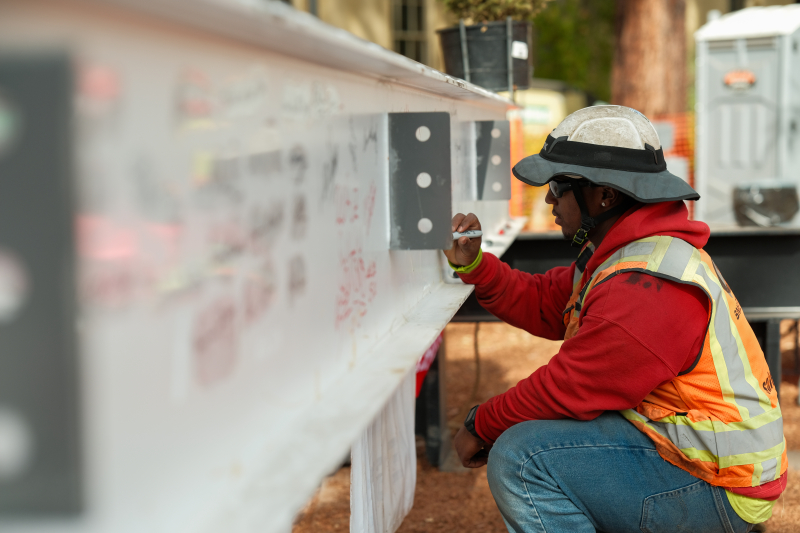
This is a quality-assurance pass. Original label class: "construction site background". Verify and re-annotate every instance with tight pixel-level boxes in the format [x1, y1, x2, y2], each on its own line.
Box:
[285, 0, 793, 230]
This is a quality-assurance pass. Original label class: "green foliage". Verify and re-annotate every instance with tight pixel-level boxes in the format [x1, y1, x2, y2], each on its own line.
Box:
[532, 0, 615, 102]
[442, 0, 550, 24]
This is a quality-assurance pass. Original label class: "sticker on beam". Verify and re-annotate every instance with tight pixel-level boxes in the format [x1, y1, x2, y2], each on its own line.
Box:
[388, 112, 452, 250]
[476, 120, 510, 201]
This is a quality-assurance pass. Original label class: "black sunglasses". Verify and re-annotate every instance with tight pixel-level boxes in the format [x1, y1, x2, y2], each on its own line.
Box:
[548, 179, 595, 198]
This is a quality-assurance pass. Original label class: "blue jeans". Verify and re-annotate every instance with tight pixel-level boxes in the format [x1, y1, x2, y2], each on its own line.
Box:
[486, 412, 753, 533]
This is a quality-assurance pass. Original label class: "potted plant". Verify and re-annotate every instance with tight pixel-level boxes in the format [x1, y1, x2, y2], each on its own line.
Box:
[437, 0, 549, 93]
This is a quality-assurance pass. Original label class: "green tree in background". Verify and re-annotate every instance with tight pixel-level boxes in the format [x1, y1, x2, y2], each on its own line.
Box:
[532, 0, 615, 102]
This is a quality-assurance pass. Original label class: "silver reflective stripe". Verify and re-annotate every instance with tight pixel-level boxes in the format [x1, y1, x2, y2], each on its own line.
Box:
[645, 236, 673, 271]
[572, 243, 595, 287]
[609, 237, 783, 479]
[621, 240, 657, 259]
[588, 238, 768, 421]
[760, 457, 778, 482]
[572, 264, 582, 286]
[696, 266, 767, 418]
[680, 249, 703, 282]
[594, 248, 626, 273]
[651, 238, 695, 278]
[648, 415, 784, 458]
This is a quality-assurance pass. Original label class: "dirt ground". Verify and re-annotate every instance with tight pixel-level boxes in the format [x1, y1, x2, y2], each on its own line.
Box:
[294, 321, 800, 532]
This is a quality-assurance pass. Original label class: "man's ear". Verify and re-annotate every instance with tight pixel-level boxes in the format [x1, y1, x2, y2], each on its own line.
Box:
[602, 186, 621, 206]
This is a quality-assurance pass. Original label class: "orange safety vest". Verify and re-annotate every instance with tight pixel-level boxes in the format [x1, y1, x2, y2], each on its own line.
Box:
[562, 235, 787, 488]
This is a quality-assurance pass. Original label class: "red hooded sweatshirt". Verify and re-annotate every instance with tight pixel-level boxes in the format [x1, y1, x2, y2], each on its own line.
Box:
[460, 201, 786, 499]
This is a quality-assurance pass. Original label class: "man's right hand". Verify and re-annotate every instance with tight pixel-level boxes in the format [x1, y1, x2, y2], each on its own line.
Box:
[454, 426, 491, 468]
[443, 213, 482, 266]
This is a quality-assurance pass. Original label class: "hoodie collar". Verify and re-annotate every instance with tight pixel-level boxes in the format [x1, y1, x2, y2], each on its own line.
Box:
[585, 201, 710, 276]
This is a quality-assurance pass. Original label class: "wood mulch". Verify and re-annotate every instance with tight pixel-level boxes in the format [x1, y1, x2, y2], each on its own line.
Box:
[294, 321, 800, 532]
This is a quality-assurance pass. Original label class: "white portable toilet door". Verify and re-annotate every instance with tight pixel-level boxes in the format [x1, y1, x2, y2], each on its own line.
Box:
[704, 37, 781, 223]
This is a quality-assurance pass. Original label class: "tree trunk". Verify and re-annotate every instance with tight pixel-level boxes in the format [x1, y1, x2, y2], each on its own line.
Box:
[611, 0, 686, 117]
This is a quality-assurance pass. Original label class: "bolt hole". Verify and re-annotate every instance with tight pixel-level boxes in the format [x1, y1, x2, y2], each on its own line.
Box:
[415, 126, 431, 142]
[416, 172, 432, 188]
[0, 406, 33, 481]
[492, 182, 502, 192]
[491, 155, 501, 166]
[0, 94, 21, 157]
[491, 128, 501, 138]
[0, 249, 28, 323]
[417, 218, 433, 234]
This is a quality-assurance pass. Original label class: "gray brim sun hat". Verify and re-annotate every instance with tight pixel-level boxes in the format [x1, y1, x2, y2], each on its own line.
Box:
[512, 105, 700, 204]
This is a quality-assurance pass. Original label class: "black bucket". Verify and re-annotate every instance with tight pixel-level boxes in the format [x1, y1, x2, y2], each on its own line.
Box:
[733, 183, 800, 227]
[437, 20, 531, 92]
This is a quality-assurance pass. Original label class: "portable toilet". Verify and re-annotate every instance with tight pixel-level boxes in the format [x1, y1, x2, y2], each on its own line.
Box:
[695, 6, 800, 226]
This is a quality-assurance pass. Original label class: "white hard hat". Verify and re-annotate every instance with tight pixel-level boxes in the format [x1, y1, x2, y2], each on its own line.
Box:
[512, 105, 699, 203]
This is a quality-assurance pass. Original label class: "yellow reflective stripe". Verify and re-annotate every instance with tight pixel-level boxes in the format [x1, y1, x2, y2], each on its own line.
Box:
[655, 406, 782, 433]
[775, 441, 786, 481]
[646, 236, 673, 272]
[695, 268, 750, 421]
[622, 409, 668, 435]
[572, 271, 584, 292]
[621, 408, 644, 422]
[698, 262, 773, 414]
[752, 461, 763, 485]
[680, 440, 785, 468]
[623, 409, 786, 470]
[728, 311, 774, 414]
[680, 249, 702, 282]
[633, 236, 661, 244]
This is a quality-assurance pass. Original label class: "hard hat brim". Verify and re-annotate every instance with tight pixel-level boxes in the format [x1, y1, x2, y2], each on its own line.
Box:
[512, 154, 700, 203]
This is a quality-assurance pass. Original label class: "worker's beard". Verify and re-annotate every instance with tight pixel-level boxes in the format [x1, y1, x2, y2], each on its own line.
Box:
[551, 208, 576, 242]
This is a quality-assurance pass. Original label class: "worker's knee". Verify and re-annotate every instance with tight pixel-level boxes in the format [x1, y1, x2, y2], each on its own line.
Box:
[486, 421, 538, 494]
[486, 418, 591, 493]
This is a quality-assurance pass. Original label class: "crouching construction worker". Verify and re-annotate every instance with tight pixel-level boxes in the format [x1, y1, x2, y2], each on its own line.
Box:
[445, 106, 787, 533]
